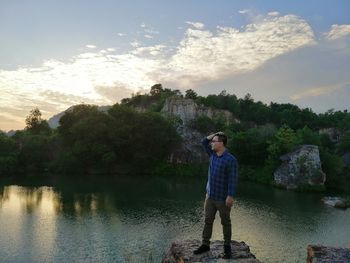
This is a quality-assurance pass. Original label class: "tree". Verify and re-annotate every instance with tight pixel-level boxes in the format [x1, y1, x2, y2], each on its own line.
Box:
[149, 84, 163, 96]
[185, 89, 198, 100]
[0, 132, 19, 176]
[25, 108, 51, 135]
[267, 124, 300, 162]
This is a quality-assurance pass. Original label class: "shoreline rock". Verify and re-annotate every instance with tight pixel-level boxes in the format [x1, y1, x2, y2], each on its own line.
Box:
[274, 145, 326, 190]
[322, 196, 350, 209]
[162, 239, 261, 263]
[307, 245, 350, 262]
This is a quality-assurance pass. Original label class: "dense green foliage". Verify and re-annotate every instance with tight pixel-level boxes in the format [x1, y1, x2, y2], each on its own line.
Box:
[1, 86, 350, 192]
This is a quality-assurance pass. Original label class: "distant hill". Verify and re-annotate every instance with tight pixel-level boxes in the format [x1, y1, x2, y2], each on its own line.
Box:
[47, 105, 111, 128]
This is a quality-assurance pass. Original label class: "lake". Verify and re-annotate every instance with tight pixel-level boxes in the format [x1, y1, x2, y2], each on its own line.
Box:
[0, 176, 349, 263]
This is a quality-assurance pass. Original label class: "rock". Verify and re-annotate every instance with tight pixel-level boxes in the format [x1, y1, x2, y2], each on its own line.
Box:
[307, 245, 350, 262]
[274, 145, 326, 190]
[318, 128, 341, 143]
[161, 97, 239, 164]
[322, 196, 350, 209]
[342, 151, 350, 167]
[167, 126, 209, 164]
[162, 239, 261, 263]
[161, 97, 239, 126]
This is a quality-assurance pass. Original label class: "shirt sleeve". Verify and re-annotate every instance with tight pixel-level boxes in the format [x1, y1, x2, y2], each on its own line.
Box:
[227, 158, 238, 197]
[201, 137, 213, 157]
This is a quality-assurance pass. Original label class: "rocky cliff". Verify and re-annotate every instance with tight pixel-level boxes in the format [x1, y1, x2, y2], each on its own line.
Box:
[160, 97, 239, 164]
[161, 97, 239, 126]
[274, 145, 326, 190]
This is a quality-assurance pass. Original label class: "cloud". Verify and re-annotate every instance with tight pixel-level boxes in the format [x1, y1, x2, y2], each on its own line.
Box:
[239, 9, 249, 14]
[290, 83, 346, 100]
[1, 12, 349, 130]
[117, 33, 126, 37]
[268, 11, 280, 17]
[165, 14, 315, 85]
[86, 45, 97, 49]
[185, 21, 205, 29]
[94, 85, 138, 103]
[324, 24, 350, 40]
[130, 41, 140, 47]
[132, 45, 166, 56]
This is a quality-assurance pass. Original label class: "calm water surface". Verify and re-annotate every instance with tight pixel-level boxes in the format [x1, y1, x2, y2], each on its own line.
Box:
[0, 176, 349, 263]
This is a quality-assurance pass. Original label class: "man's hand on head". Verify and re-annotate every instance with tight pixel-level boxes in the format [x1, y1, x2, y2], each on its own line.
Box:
[225, 196, 234, 207]
[207, 131, 224, 141]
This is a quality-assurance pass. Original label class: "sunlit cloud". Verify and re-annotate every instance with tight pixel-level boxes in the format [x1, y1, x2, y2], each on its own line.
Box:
[165, 14, 315, 85]
[239, 9, 249, 14]
[268, 11, 280, 17]
[185, 21, 205, 29]
[290, 83, 347, 100]
[324, 24, 350, 40]
[86, 44, 97, 49]
[1, 12, 348, 131]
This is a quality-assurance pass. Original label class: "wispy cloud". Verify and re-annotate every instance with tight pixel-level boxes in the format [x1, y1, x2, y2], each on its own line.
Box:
[86, 44, 97, 49]
[290, 83, 347, 100]
[1, 12, 349, 130]
[268, 11, 280, 17]
[166, 14, 315, 85]
[185, 21, 205, 29]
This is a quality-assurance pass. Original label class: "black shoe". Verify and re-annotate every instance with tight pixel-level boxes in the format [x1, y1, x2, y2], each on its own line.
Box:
[223, 244, 232, 259]
[193, 244, 210, 254]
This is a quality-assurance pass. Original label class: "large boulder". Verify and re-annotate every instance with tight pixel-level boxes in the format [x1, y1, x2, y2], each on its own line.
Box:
[322, 196, 350, 209]
[307, 245, 350, 262]
[274, 145, 326, 190]
[162, 239, 261, 263]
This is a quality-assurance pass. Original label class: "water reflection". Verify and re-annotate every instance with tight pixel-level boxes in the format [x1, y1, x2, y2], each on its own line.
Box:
[0, 177, 349, 263]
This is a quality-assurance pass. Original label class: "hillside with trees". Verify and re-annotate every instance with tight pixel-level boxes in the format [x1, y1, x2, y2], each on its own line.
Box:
[1, 84, 350, 193]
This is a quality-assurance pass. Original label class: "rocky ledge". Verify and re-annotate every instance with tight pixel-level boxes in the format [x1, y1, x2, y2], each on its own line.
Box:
[307, 245, 350, 262]
[162, 239, 261, 263]
[322, 196, 350, 209]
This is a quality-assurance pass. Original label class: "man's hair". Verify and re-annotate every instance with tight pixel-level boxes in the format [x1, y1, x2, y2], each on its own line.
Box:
[215, 133, 227, 146]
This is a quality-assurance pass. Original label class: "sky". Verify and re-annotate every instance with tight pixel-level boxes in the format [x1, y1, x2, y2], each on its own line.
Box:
[1, 0, 350, 131]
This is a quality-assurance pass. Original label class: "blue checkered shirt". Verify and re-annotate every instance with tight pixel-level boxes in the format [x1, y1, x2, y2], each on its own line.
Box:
[202, 137, 238, 202]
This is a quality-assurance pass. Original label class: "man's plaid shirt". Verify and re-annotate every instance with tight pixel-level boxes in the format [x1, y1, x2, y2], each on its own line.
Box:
[202, 137, 238, 202]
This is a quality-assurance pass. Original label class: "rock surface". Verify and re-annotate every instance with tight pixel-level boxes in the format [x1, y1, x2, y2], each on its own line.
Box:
[274, 145, 326, 190]
[161, 97, 239, 164]
[322, 196, 350, 209]
[307, 245, 350, 263]
[162, 239, 261, 263]
[161, 97, 239, 126]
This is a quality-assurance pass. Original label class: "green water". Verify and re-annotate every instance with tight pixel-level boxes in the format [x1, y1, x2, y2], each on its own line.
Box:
[0, 176, 349, 263]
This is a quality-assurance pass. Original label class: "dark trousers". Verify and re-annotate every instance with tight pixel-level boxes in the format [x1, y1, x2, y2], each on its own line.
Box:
[202, 195, 232, 246]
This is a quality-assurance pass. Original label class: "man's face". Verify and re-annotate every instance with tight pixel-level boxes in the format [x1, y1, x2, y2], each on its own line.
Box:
[210, 135, 224, 152]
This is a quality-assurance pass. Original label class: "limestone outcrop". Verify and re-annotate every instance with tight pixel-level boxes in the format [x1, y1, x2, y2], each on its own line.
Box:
[161, 97, 239, 126]
[307, 245, 350, 262]
[274, 145, 326, 190]
[162, 239, 261, 263]
[161, 97, 239, 164]
[322, 196, 350, 209]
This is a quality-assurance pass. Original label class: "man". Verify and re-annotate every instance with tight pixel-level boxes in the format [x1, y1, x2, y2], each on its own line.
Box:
[193, 131, 238, 259]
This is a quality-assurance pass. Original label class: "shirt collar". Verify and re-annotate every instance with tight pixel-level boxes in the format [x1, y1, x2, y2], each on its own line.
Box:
[215, 148, 228, 158]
